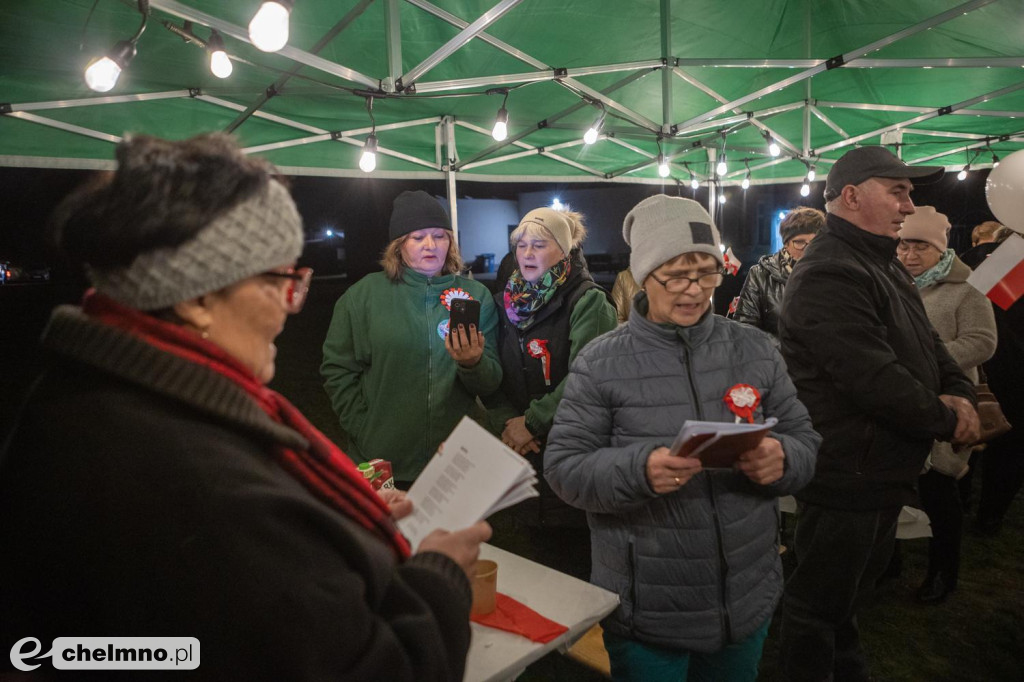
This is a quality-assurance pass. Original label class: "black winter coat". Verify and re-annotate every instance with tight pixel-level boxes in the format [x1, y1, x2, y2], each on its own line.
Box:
[779, 214, 974, 510]
[734, 250, 789, 338]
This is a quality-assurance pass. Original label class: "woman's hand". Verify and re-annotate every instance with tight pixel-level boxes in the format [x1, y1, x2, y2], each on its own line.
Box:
[445, 324, 485, 368]
[735, 436, 785, 485]
[416, 521, 493, 578]
[378, 488, 413, 520]
[645, 446, 703, 494]
[502, 416, 540, 456]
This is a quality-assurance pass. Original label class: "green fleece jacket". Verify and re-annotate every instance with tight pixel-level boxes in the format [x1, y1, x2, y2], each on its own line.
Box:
[321, 270, 502, 481]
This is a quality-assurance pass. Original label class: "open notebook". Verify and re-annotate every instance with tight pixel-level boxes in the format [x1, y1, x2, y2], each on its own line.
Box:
[397, 417, 538, 549]
[668, 417, 778, 469]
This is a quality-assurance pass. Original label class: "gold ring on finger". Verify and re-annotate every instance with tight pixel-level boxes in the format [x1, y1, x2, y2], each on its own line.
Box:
[674, 477, 681, 486]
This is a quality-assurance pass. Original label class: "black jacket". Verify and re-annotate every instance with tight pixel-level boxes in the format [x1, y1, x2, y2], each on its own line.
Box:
[779, 214, 974, 510]
[0, 307, 472, 681]
[734, 249, 789, 338]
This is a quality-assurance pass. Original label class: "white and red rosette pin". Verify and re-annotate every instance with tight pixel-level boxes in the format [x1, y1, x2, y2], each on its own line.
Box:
[439, 287, 472, 310]
[526, 338, 552, 386]
[724, 383, 761, 423]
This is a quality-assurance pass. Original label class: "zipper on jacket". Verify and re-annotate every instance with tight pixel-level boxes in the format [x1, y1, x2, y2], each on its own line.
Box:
[683, 343, 730, 642]
[426, 281, 435, 456]
[627, 539, 638, 637]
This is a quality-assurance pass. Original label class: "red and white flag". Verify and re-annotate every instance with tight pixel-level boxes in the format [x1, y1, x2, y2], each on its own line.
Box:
[967, 233, 1024, 310]
[723, 247, 742, 276]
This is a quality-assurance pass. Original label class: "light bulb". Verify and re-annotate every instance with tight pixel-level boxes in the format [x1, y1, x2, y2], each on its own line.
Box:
[551, 198, 563, 210]
[992, 153, 1000, 168]
[210, 50, 233, 78]
[716, 158, 728, 176]
[800, 182, 811, 197]
[359, 134, 378, 173]
[957, 168, 967, 181]
[491, 106, 508, 141]
[807, 167, 816, 182]
[325, 229, 333, 237]
[769, 141, 781, 157]
[249, 1, 290, 52]
[690, 177, 700, 190]
[718, 193, 726, 204]
[85, 57, 121, 92]
[583, 127, 599, 145]
[741, 175, 750, 190]
[657, 154, 670, 178]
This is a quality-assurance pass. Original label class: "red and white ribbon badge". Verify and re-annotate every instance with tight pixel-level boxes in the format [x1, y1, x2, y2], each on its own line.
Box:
[526, 339, 552, 386]
[439, 287, 472, 310]
[724, 383, 761, 424]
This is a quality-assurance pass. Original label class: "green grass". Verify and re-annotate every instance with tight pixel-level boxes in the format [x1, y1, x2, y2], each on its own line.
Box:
[275, 278, 1024, 682]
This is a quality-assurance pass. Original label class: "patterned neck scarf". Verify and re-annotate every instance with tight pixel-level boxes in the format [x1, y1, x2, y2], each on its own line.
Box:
[83, 291, 411, 560]
[914, 248, 955, 290]
[779, 247, 797, 275]
[503, 258, 571, 329]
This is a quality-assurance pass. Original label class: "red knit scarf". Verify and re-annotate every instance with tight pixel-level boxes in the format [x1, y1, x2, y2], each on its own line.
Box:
[83, 291, 411, 560]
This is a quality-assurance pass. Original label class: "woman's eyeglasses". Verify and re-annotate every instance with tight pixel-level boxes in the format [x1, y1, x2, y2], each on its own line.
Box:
[648, 269, 725, 293]
[895, 241, 934, 255]
[789, 238, 813, 250]
[262, 267, 313, 314]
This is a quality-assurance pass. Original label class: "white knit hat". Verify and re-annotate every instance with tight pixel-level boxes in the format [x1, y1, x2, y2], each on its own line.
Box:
[515, 207, 573, 256]
[623, 195, 723, 286]
[898, 206, 950, 252]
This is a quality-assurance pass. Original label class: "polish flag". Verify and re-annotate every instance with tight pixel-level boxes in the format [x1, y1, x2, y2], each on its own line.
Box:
[723, 247, 742, 276]
[967, 234, 1024, 310]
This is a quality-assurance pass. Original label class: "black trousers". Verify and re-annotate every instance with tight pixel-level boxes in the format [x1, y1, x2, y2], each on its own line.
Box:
[918, 469, 962, 585]
[780, 503, 901, 682]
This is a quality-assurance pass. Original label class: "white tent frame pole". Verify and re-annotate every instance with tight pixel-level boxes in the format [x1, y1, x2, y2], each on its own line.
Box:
[707, 148, 717, 212]
[400, 0, 523, 88]
[669, 57, 1024, 69]
[454, 119, 602, 175]
[413, 60, 663, 93]
[9, 91, 191, 112]
[197, 95, 330, 134]
[405, 0, 658, 131]
[148, 0, 380, 89]
[911, 133, 1024, 164]
[384, 0, 403, 92]
[6, 112, 122, 144]
[442, 116, 459, 242]
[815, 81, 1024, 154]
[809, 105, 850, 139]
[671, 0, 997, 131]
[660, 0, 672, 135]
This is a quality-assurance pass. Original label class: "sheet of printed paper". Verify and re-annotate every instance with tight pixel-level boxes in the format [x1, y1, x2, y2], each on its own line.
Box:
[397, 417, 537, 549]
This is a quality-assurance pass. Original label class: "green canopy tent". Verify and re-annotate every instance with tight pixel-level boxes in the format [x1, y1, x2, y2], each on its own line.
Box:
[2, 0, 1023, 232]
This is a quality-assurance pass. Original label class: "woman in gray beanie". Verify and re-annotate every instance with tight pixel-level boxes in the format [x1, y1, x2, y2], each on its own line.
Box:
[733, 206, 824, 339]
[0, 135, 489, 681]
[321, 189, 502, 484]
[897, 206, 996, 604]
[545, 194, 819, 681]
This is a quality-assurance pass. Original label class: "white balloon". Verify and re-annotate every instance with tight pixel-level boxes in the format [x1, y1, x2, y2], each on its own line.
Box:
[985, 149, 1024, 233]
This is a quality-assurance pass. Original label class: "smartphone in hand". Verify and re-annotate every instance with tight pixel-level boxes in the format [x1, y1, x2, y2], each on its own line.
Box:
[449, 298, 481, 334]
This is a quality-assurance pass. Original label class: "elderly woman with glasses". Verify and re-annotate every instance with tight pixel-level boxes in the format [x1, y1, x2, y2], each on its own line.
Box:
[545, 195, 819, 681]
[896, 206, 996, 604]
[733, 206, 824, 339]
[0, 134, 490, 681]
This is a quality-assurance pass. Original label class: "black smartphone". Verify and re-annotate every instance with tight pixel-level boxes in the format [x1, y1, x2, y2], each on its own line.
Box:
[449, 298, 481, 334]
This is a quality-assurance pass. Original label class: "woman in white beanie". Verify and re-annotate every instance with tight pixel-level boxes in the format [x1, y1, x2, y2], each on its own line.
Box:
[897, 206, 996, 604]
[0, 135, 489, 680]
[545, 194, 819, 681]
[486, 207, 616, 564]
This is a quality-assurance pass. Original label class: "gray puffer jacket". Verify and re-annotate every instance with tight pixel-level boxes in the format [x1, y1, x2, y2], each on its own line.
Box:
[545, 295, 819, 653]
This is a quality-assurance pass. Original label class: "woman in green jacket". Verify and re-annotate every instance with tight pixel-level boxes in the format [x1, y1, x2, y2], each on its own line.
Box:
[321, 190, 502, 485]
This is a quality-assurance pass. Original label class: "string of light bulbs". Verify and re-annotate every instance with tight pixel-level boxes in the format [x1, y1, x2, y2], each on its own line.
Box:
[359, 96, 378, 173]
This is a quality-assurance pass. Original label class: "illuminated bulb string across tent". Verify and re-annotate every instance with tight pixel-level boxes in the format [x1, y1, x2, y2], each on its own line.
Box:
[84, 0, 148, 93]
[583, 106, 605, 145]
[248, 0, 293, 52]
[657, 153, 670, 178]
[359, 134, 378, 173]
[207, 30, 232, 79]
[492, 106, 509, 142]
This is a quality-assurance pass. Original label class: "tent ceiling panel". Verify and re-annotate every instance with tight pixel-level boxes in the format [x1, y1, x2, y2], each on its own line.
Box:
[1, 0, 1022, 183]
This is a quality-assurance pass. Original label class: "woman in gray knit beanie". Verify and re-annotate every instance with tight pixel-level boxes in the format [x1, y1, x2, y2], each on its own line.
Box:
[0, 133, 489, 680]
[545, 194, 819, 680]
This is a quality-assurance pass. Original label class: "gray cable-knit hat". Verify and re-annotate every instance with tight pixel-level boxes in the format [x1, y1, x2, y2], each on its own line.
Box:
[623, 195, 723, 286]
[90, 179, 304, 310]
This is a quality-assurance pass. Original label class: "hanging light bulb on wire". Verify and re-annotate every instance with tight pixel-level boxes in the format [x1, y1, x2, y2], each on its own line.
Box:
[741, 161, 751, 190]
[800, 176, 811, 197]
[716, 153, 728, 177]
[248, 0, 293, 52]
[765, 131, 780, 157]
[806, 164, 816, 182]
[657, 153, 671, 178]
[490, 89, 510, 141]
[207, 30, 233, 79]
[583, 103, 606, 145]
[84, 1, 147, 92]
[358, 97, 377, 173]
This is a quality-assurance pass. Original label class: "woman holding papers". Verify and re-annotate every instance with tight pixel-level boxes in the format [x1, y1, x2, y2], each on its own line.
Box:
[0, 135, 490, 681]
[897, 208, 996, 603]
[487, 207, 616, 533]
[321, 190, 502, 485]
[545, 195, 820, 681]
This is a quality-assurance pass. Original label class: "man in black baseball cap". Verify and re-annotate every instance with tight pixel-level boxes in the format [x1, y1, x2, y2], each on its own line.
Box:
[823, 145, 944, 202]
[778, 145, 978, 682]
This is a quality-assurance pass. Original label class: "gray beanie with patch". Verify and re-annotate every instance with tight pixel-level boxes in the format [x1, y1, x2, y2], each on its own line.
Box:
[90, 179, 304, 310]
[623, 194, 723, 286]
